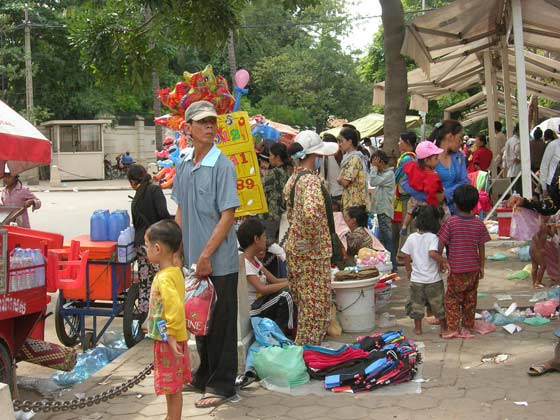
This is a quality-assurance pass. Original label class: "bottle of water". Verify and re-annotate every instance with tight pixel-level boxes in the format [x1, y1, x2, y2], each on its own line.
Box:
[9, 248, 22, 292]
[32, 249, 45, 288]
[128, 226, 136, 260]
[117, 230, 128, 263]
[22, 249, 33, 289]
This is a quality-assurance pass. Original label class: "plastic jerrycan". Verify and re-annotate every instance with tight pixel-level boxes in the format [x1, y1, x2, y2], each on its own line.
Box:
[109, 211, 124, 242]
[91, 210, 109, 241]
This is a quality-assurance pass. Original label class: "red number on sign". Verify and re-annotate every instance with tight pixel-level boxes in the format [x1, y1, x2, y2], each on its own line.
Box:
[239, 152, 248, 164]
[245, 178, 255, 189]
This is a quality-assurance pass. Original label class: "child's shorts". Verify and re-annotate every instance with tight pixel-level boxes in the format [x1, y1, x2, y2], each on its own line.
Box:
[406, 198, 450, 222]
[406, 281, 445, 320]
[153, 340, 191, 396]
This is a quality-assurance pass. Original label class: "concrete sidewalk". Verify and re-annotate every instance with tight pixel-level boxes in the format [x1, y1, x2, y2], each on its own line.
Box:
[28, 249, 560, 420]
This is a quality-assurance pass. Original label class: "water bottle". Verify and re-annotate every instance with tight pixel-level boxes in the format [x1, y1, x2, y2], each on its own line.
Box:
[118, 210, 130, 230]
[32, 249, 45, 288]
[109, 211, 123, 242]
[117, 230, 128, 263]
[22, 249, 34, 289]
[9, 248, 22, 292]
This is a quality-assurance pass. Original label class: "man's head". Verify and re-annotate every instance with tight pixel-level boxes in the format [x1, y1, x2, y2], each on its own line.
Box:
[494, 121, 503, 133]
[184, 101, 218, 144]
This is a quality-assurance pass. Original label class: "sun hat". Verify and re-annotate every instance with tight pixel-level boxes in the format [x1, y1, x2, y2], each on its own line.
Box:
[294, 130, 338, 157]
[416, 140, 444, 159]
[184, 100, 218, 122]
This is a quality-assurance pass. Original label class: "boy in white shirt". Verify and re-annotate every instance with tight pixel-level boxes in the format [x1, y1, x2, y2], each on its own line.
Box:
[401, 206, 448, 335]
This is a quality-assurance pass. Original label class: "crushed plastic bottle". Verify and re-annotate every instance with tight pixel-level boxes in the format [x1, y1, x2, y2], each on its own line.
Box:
[52, 331, 127, 387]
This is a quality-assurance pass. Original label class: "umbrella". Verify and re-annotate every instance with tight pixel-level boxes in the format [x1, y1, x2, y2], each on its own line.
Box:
[531, 117, 560, 137]
[0, 100, 51, 175]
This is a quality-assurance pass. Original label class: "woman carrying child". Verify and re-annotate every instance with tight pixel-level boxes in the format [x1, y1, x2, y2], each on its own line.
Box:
[145, 220, 190, 420]
[400, 141, 447, 234]
[403, 120, 469, 216]
[437, 185, 491, 339]
[238, 218, 295, 333]
[401, 206, 448, 336]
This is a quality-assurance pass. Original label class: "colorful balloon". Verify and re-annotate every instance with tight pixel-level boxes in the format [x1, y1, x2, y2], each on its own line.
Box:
[234, 69, 250, 89]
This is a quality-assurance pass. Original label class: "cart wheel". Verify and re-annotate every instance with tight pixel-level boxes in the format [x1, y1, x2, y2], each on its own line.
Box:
[54, 296, 81, 347]
[0, 342, 14, 393]
[123, 283, 146, 348]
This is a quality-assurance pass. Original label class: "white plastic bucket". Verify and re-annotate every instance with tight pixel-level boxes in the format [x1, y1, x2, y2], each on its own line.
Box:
[332, 276, 378, 333]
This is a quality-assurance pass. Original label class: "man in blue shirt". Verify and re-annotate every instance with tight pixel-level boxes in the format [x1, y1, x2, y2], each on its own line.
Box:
[172, 101, 240, 408]
[122, 151, 134, 165]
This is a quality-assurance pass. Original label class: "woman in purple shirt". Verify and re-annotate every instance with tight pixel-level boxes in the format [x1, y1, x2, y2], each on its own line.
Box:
[1, 165, 41, 228]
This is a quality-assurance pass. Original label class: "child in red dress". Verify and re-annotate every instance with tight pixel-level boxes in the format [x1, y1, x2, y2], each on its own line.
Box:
[146, 220, 190, 420]
[401, 141, 446, 234]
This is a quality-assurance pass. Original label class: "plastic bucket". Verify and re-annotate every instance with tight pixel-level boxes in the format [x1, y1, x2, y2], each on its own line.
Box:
[331, 276, 378, 333]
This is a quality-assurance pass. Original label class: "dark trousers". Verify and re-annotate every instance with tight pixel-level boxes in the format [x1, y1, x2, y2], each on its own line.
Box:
[377, 213, 398, 272]
[193, 272, 238, 397]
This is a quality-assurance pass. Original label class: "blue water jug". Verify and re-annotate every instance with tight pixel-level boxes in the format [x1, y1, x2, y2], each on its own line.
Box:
[91, 210, 109, 241]
[108, 211, 123, 242]
[117, 210, 130, 230]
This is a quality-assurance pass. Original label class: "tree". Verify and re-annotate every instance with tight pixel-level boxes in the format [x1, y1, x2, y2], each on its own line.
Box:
[380, 0, 407, 160]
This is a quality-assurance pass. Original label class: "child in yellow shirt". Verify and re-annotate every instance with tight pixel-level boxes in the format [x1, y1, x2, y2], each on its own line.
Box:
[145, 220, 189, 420]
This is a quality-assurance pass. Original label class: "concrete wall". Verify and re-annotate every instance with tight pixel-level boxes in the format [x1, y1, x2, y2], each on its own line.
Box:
[103, 118, 157, 169]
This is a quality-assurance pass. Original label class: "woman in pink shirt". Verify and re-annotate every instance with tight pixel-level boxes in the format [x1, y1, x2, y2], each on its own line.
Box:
[1, 166, 41, 228]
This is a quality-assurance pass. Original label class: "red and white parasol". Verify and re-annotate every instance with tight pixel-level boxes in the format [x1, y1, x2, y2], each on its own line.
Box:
[0, 99, 51, 175]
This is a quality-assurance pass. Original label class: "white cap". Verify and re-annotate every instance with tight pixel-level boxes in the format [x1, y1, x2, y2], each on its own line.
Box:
[294, 130, 338, 156]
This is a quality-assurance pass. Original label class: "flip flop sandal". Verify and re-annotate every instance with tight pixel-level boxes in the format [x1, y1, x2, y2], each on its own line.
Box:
[457, 329, 475, 339]
[195, 394, 231, 409]
[527, 364, 554, 377]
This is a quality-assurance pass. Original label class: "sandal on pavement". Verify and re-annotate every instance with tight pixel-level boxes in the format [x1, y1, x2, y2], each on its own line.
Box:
[195, 394, 231, 409]
[527, 364, 556, 377]
[235, 371, 257, 389]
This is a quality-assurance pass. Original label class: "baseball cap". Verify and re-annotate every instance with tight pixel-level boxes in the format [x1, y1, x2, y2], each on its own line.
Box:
[295, 131, 338, 156]
[184, 100, 218, 122]
[416, 141, 444, 159]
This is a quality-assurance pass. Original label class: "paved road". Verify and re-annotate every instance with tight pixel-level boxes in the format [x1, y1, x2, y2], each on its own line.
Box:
[30, 190, 177, 240]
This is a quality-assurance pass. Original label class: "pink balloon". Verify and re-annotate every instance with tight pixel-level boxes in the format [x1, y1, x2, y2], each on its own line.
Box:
[234, 69, 250, 89]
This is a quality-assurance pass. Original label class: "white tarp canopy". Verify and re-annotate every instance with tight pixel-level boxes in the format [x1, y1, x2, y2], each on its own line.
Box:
[374, 0, 560, 201]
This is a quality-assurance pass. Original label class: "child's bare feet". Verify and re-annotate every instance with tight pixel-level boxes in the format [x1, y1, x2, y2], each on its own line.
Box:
[426, 316, 440, 325]
[533, 282, 545, 288]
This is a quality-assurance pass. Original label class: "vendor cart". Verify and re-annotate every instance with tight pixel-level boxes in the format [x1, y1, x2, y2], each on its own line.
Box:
[0, 99, 78, 394]
[53, 235, 145, 351]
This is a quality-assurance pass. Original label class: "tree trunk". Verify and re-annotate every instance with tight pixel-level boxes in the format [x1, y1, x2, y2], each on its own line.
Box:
[144, 5, 162, 149]
[152, 70, 163, 149]
[380, 0, 408, 162]
[227, 29, 237, 87]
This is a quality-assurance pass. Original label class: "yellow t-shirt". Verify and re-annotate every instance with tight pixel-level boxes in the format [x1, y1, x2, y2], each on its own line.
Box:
[147, 266, 187, 342]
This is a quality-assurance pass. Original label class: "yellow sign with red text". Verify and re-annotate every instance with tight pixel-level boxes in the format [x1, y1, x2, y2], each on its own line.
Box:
[216, 111, 268, 217]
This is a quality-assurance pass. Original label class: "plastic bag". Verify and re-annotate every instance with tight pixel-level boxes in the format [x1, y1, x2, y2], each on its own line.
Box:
[510, 206, 541, 241]
[327, 303, 342, 337]
[254, 345, 309, 388]
[534, 298, 559, 317]
[517, 245, 531, 262]
[245, 317, 293, 373]
[523, 316, 551, 326]
[184, 272, 217, 336]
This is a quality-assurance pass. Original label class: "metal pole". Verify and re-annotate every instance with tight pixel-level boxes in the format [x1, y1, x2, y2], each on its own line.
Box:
[511, 0, 531, 199]
[24, 8, 34, 123]
[484, 50, 498, 174]
[501, 43, 514, 138]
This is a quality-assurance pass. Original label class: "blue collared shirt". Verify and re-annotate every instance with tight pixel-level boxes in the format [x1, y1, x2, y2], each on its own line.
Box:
[171, 145, 240, 276]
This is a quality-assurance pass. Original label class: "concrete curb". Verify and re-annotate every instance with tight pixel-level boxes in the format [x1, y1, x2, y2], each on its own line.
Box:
[28, 186, 133, 193]
[0, 383, 16, 420]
